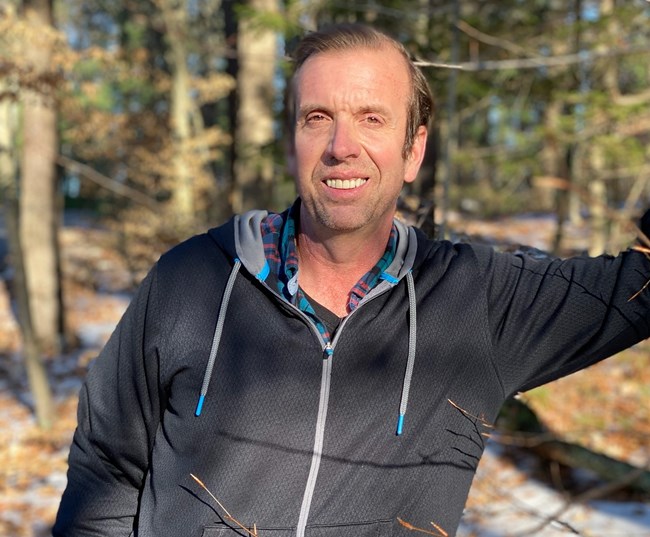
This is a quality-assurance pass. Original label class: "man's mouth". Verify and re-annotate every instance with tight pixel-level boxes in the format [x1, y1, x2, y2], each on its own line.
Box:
[325, 178, 367, 190]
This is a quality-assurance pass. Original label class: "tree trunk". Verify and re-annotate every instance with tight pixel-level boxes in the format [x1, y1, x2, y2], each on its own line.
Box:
[0, 80, 19, 192]
[19, 0, 62, 356]
[542, 101, 571, 255]
[159, 0, 196, 227]
[568, 0, 585, 229]
[438, 1, 460, 240]
[587, 170, 608, 256]
[2, 80, 54, 429]
[585, 0, 617, 256]
[5, 195, 54, 429]
[230, 0, 278, 213]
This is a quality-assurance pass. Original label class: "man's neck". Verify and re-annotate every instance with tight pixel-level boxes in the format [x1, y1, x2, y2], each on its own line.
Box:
[296, 216, 394, 317]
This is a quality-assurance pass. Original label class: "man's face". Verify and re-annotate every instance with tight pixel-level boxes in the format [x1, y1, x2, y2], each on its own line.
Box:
[290, 45, 427, 236]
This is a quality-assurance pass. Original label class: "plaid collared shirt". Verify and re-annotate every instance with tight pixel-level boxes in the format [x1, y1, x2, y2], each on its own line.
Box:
[261, 201, 397, 346]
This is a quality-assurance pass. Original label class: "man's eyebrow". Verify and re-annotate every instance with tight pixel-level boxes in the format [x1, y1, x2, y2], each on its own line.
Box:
[297, 103, 394, 119]
[357, 104, 392, 117]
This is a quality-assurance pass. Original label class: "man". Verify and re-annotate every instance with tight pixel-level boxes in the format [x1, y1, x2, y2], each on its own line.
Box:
[54, 23, 650, 537]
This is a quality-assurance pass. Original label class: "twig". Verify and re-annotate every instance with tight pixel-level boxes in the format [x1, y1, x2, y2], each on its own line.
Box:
[56, 154, 159, 211]
[456, 20, 537, 59]
[628, 273, 650, 302]
[190, 473, 259, 537]
[397, 517, 448, 536]
[447, 399, 494, 429]
[416, 43, 650, 72]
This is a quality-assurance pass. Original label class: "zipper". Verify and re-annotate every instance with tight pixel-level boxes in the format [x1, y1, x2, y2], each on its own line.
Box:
[296, 349, 333, 537]
[259, 278, 394, 354]
[292, 282, 398, 536]
[258, 279, 399, 536]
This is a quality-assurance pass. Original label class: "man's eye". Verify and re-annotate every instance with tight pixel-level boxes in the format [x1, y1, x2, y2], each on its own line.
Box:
[365, 115, 381, 124]
[306, 113, 326, 123]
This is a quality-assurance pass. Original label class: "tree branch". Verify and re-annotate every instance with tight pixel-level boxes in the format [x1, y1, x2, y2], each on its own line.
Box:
[55, 154, 159, 211]
[415, 44, 650, 72]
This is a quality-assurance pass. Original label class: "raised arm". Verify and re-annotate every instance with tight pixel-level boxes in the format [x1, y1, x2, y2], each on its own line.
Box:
[482, 225, 650, 396]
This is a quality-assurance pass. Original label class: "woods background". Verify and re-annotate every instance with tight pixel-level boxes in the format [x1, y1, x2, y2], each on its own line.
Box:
[0, 0, 649, 535]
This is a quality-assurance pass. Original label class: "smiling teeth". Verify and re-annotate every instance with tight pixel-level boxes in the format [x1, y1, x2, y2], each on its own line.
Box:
[326, 178, 367, 189]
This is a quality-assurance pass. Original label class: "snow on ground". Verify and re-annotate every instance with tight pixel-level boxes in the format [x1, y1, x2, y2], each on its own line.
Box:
[459, 442, 650, 536]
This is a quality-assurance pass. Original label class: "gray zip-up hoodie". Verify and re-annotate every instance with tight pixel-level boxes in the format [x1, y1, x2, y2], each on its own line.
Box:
[54, 210, 650, 537]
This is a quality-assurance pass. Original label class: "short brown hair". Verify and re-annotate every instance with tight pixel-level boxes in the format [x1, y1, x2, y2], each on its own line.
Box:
[287, 23, 434, 157]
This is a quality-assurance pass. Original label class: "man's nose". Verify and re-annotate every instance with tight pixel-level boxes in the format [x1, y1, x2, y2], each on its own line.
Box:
[326, 119, 361, 161]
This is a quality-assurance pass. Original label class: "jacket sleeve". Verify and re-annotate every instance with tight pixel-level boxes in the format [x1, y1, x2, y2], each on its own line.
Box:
[480, 242, 650, 397]
[53, 266, 163, 536]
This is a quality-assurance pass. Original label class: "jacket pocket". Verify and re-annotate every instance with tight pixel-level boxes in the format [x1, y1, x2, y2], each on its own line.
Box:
[202, 528, 292, 537]
[307, 520, 391, 536]
[202, 520, 391, 536]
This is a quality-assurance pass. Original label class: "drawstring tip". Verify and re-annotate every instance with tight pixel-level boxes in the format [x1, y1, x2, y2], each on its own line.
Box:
[195, 395, 206, 417]
[396, 414, 405, 436]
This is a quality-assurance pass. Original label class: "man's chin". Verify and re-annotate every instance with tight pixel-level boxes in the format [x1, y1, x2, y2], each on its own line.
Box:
[301, 200, 390, 236]
[314, 210, 371, 234]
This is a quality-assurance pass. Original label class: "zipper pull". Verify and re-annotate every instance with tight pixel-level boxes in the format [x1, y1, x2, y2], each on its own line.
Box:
[323, 343, 333, 358]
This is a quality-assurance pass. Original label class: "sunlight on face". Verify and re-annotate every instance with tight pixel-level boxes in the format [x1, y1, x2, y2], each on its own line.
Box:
[291, 45, 427, 237]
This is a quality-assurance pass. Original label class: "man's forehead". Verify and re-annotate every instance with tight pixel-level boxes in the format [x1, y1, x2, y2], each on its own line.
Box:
[297, 42, 402, 67]
[294, 45, 410, 90]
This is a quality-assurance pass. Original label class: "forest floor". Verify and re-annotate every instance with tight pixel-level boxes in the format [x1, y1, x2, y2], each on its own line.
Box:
[0, 210, 649, 537]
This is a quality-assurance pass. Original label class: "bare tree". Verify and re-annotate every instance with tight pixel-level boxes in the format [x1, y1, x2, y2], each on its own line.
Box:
[155, 0, 235, 230]
[158, 0, 197, 227]
[228, 0, 279, 213]
[13, 0, 59, 429]
[19, 0, 62, 355]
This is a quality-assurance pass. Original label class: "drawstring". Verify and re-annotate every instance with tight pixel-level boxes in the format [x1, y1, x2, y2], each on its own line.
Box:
[195, 259, 418, 432]
[195, 259, 242, 417]
[396, 271, 417, 436]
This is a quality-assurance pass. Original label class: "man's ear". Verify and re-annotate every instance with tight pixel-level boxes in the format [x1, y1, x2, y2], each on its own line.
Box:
[404, 125, 428, 184]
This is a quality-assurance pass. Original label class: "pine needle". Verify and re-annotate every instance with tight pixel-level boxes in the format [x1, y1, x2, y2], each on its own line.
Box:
[190, 473, 259, 537]
[190, 473, 232, 518]
[397, 517, 448, 536]
[447, 399, 494, 428]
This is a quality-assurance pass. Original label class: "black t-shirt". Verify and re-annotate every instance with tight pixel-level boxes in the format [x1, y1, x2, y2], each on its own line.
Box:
[303, 290, 343, 335]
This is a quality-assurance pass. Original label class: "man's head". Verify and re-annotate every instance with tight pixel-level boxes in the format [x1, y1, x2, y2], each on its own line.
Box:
[287, 23, 434, 158]
[287, 23, 431, 237]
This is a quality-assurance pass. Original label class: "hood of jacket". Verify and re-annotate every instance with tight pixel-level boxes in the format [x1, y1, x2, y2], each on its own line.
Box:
[208, 208, 422, 286]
